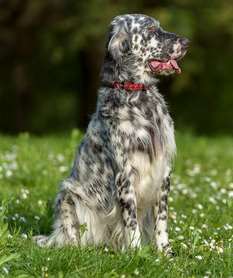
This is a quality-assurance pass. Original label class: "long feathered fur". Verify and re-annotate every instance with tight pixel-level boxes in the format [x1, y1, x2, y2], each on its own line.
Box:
[34, 14, 188, 254]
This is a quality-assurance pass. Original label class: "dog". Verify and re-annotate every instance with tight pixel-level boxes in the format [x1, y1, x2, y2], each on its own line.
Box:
[34, 14, 189, 254]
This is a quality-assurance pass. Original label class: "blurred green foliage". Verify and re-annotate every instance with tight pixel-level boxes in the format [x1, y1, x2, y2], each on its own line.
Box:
[0, 0, 232, 134]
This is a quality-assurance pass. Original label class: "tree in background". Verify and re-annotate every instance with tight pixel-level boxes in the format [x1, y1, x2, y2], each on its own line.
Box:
[0, 0, 232, 134]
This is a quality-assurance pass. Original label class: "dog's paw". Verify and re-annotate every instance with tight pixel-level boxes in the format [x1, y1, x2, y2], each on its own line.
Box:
[130, 237, 141, 249]
[124, 226, 141, 250]
[161, 244, 175, 257]
[164, 247, 175, 257]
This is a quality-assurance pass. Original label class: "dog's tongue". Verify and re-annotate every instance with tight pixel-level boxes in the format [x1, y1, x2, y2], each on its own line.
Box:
[150, 59, 181, 74]
[170, 59, 181, 73]
[150, 60, 161, 69]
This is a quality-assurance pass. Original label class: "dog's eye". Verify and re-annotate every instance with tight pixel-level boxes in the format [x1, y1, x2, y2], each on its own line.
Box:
[147, 26, 157, 32]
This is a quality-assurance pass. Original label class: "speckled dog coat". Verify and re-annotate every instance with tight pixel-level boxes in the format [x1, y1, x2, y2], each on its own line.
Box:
[34, 14, 189, 254]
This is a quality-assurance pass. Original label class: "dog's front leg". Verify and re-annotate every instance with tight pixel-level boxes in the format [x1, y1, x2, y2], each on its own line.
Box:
[155, 175, 173, 256]
[116, 170, 141, 249]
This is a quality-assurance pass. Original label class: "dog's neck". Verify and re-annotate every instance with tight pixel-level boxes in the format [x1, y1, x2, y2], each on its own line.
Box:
[100, 54, 158, 87]
[100, 53, 117, 83]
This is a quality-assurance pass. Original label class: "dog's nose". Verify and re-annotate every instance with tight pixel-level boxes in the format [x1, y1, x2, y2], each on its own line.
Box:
[180, 37, 190, 49]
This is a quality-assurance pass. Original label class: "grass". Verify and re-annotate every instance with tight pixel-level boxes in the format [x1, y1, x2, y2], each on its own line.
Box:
[0, 130, 233, 277]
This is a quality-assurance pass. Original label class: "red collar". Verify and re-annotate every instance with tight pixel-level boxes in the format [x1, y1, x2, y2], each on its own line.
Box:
[102, 81, 147, 91]
[113, 81, 146, 91]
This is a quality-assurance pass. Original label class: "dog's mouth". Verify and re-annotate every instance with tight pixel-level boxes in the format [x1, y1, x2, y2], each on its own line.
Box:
[148, 59, 181, 74]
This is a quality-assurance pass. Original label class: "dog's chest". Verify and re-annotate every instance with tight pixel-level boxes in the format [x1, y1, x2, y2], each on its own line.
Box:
[117, 93, 175, 207]
[130, 151, 168, 208]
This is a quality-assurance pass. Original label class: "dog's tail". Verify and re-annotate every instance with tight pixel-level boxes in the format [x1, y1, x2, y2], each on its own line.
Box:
[33, 235, 49, 247]
[33, 179, 81, 247]
[33, 222, 77, 247]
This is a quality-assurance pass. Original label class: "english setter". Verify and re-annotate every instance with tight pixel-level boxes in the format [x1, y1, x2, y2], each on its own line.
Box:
[34, 14, 189, 255]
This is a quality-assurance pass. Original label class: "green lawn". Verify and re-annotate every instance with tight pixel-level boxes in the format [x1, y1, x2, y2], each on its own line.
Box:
[0, 130, 233, 277]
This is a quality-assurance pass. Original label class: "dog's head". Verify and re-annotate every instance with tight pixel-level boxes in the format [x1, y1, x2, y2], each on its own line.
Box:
[107, 14, 189, 84]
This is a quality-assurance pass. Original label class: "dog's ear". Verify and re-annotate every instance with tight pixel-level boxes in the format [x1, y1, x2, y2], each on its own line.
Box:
[108, 26, 130, 62]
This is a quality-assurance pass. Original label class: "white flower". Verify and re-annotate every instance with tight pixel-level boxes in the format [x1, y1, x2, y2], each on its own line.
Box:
[5, 152, 17, 161]
[190, 192, 197, 198]
[38, 200, 43, 206]
[196, 204, 203, 210]
[192, 209, 197, 214]
[224, 224, 233, 230]
[42, 266, 48, 272]
[19, 216, 26, 223]
[203, 176, 211, 182]
[9, 162, 18, 170]
[181, 242, 188, 249]
[57, 154, 65, 162]
[21, 233, 27, 239]
[182, 189, 188, 195]
[170, 212, 177, 220]
[210, 181, 217, 189]
[195, 255, 203, 260]
[59, 166, 68, 173]
[2, 266, 9, 275]
[175, 226, 181, 232]
[187, 164, 201, 176]
[21, 193, 28, 199]
[222, 199, 227, 204]
[228, 191, 233, 198]
[209, 239, 216, 249]
[220, 188, 226, 194]
[209, 197, 217, 204]
[229, 182, 233, 189]
[5, 170, 13, 177]
[216, 246, 223, 254]
[20, 188, 29, 199]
